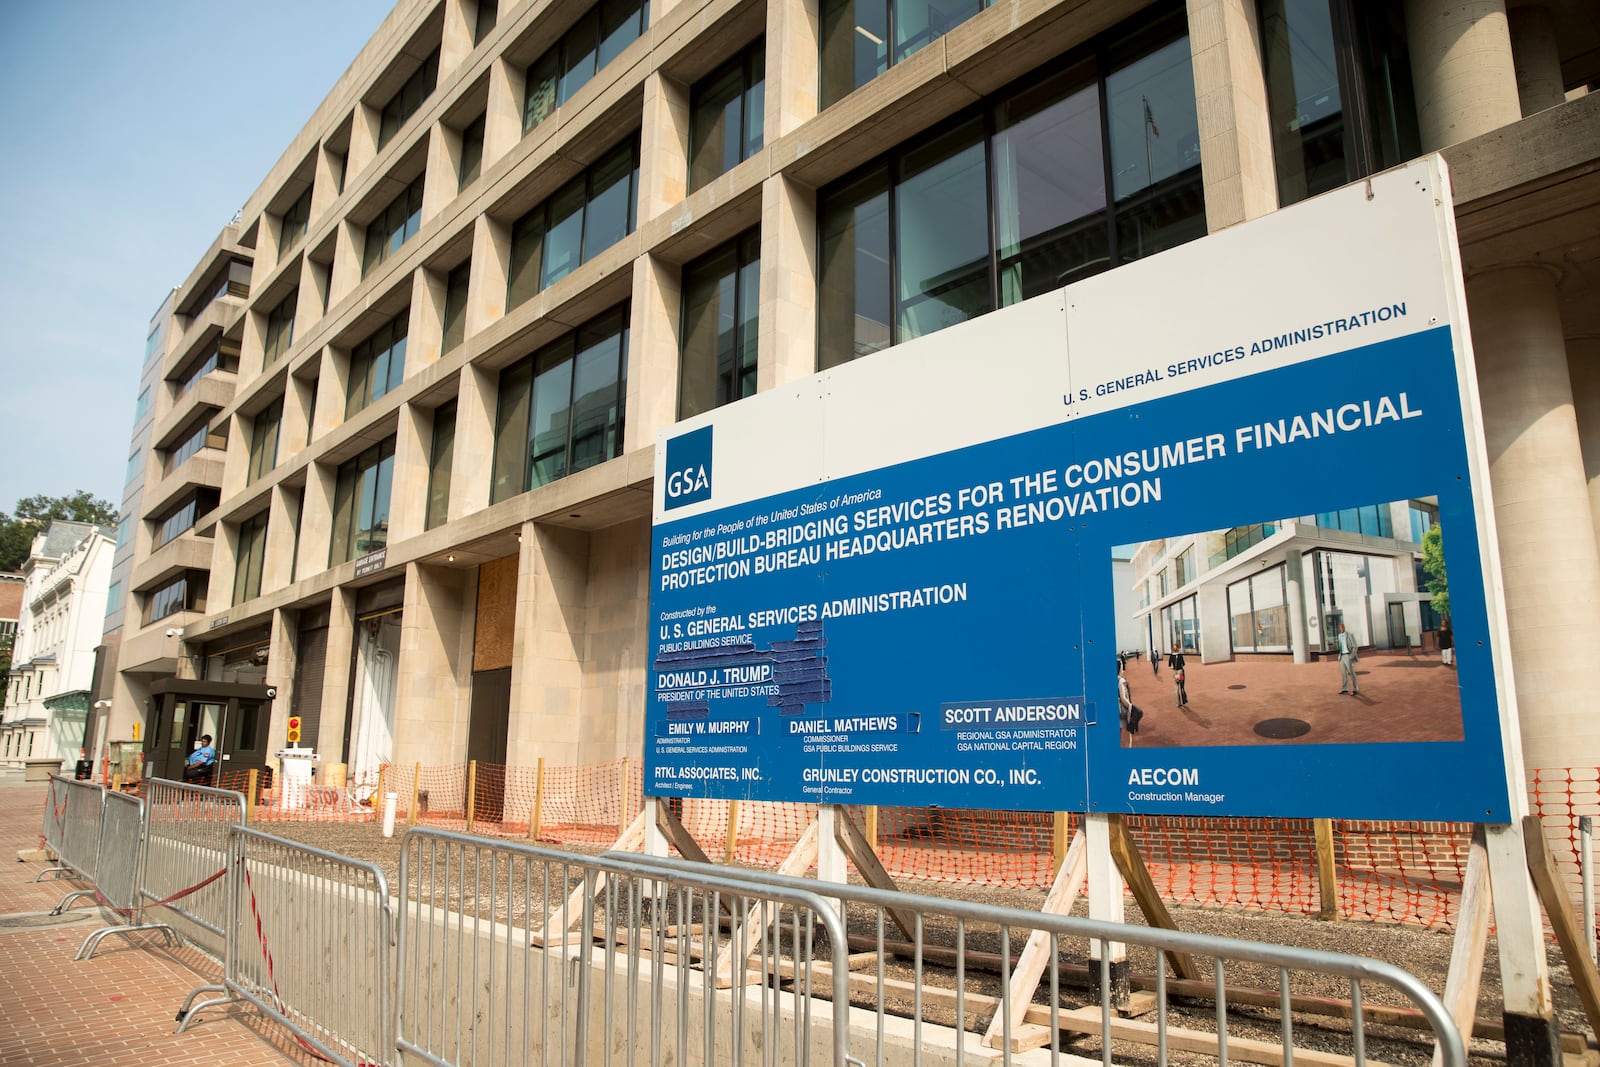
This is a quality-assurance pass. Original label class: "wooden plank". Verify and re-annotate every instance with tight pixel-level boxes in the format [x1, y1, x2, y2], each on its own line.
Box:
[1054, 1004, 1382, 1067]
[1434, 826, 1491, 1067]
[1315, 818, 1341, 921]
[655, 801, 737, 917]
[831, 806, 916, 940]
[715, 818, 820, 988]
[537, 807, 648, 938]
[1107, 815, 1198, 980]
[983, 828, 1086, 1049]
[1523, 814, 1600, 1037]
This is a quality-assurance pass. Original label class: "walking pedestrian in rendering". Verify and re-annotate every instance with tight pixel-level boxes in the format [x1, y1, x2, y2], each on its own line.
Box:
[1149, 646, 1159, 676]
[1439, 619, 1454, 667]
[1168, 642, 1187, 707]
[1118, 670, 1142, 743]
[1337, 623, 1360, 695]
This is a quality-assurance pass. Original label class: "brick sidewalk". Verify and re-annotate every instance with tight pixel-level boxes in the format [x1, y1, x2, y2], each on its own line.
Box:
[0, 779, 313, 1067]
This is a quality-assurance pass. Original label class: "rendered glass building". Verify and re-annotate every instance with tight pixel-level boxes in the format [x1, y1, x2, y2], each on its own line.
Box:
[108, 0, 1599, 794]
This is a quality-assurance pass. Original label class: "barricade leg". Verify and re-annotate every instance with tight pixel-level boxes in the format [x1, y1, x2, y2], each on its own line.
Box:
[174, 984, 231, 1030]
[50, 887, 97, 915]
[76, 919, 182, 961]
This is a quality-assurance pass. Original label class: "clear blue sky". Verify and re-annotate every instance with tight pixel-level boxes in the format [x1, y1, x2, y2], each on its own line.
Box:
[0, 0, 394, 516]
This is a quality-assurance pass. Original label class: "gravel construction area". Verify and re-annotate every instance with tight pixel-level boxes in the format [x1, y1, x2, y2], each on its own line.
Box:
[258, 817, 1597, 1066]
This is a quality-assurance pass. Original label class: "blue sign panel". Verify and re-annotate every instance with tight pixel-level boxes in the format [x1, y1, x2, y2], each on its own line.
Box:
[646, 161, 1514, 822]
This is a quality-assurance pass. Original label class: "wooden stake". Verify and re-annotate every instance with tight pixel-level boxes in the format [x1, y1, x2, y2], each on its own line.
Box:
[408, 762, 421, 827]
[865, 805, 879, 850]
[618, 767, 629, 836]
[1435, 825, 1491, 1067]
[245, 769, 259, 822]
[715, 819, 821, 988]
[983, 828, 1088, 1051]
[376, 764, 386, 810]
[1107, 814, 1197, 980]
[1315, 817, 1341, 920]
[465, 759, 477, 832]
[1052, 811, 1070, 877]
[723, 799, 739, 864]
[537, 807, 649, 941]
[832, 807, 915, 939]
[1523, 814, 1600, 1037]
[528, 757, 544, 840]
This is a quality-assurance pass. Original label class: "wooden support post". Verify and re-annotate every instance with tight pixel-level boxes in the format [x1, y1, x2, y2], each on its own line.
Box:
[984, 829, 1087, 1051]
[1523, 814, 1600, 1037]
[537, 807, 649, 941]
[1315, 818, 1340, 920]
[865, 805, 879, 850]
[1435, 825, 1492, 1067]
[376, 765, 386, 811]
[618, 768, 629, 836]
[465, 760, 477, 832]
[715, 819, 821, 988]
[1052, 811, 1070, 877]
[408, 762, 421, 827]
[832, 807, 915, 939]
[1107, 814, 1198, 980]
[724, 800, 739, 864]
[1485, 821, 1561, 1067]
[245, 769, 259, 822]
[1085, 813, 1130, 1008]
[528, 757, 544, 840]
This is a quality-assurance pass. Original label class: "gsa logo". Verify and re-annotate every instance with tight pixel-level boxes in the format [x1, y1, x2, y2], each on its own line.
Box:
[663, 426, 712, 510]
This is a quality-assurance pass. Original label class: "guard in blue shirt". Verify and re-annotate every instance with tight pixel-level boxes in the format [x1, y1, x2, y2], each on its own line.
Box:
[183, 734, 217, 783]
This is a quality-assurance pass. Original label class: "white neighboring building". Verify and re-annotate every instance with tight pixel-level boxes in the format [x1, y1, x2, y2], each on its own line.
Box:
[1, 522, 115, 768]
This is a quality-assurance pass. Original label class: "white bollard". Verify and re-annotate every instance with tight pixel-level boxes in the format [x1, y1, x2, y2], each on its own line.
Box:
[382, 792, 399, 838]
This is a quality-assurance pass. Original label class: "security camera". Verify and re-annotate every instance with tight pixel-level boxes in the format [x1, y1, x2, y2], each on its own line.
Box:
[265, 687, 277, 699]
[165, 628, 182, 638]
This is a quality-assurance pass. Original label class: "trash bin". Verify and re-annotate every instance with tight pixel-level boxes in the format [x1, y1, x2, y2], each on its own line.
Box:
[74, 760, 94, 781]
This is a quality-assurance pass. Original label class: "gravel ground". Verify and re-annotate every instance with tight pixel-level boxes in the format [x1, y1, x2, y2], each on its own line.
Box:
[257, 817, 1597, 1066]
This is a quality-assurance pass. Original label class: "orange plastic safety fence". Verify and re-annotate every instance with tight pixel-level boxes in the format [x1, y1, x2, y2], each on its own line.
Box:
[533, 758, 643, 847]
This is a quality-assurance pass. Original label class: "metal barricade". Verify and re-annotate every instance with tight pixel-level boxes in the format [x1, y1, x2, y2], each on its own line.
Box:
[34, 776, 104, 890]
[74, 790, 182, 959]
[136, 777, 245, 959]
[396, 827, 858, 1067]
[176, 826, 396, 1067]
[618, 851, 1467, 1067]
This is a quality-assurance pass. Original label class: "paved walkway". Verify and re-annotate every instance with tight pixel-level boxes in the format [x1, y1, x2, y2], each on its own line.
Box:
[0, 777, 312, 1067]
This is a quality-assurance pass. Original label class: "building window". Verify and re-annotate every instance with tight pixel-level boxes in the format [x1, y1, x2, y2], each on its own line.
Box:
[1174, 545, 1195, 587]
[1224, 522, 1279, 560]
[175, 339, 240, 396]
[363, 175, 425, 276]
[247, 397, 284, 484]
[491, 305, 628, 502]
[680, 231, 759, 418]
[330, 439, 397, 564]
[147, 572, 205, 624]
[125, 448, 142, 486]
[105, 581, 122, 618]
[820, 0, 984, 107]
[134, 386, 151, 423]
[346, 312, 409, 417]
[689, 42, 765, 192]
[817, 12, 1202, 367]
[155, 491, 219, 548]
[442, 263, 471, 354]
[144, 322, 164, 362]
[168, 422, 211, 469]
[507, 138, 638, 308]
[115, 514, 133, 549]
[233, 511, 270, 605]
[1408, 499, 1438, 543]
[378, 48, 441, 149]
[1312, 503, 1394, 539]
[280, 187, 313, 258]
[1260, 0, 1419, 207]
[458, 114, 486, 189]
[1228, 564, 1290, 653]
[475, 0, 499, 43]
[263, 290, 298, 365]
[522, 0, 650, 133]
[426, 401, 457, 530]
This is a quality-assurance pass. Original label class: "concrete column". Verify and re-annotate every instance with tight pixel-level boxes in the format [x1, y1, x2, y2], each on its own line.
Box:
[218, 412, 251, 501]
[757, 175, 818, 392]
[1188, 0, 1279, 230]
[483, 58, 525, 171]
[1568, 339, 1600, 564]
[440, 0, 476, 74]
[294, 256, 324, 335]
[393, 561, 474, 766]
[1404, 0, 1521, 150]
[330, 219, 365, 308]
[422, 122, 458, 222]
[637, 73, 690, 222]
[449, 364, 496, 521]
[283, 373, 315, 455]
[409, 268, 447, 372]
[580, 520, 649, 756]
[1469, 265, 1600, 774]
[389, 402, 432, 543]
[309, 346, 343, 440]
[318, 587, 359, 763]
[1283, 549, 1310, 663]
[624, 253, 681, 452]
[766, 0, 819, 139]
[467, 214, 510, 335]
[264, 607, 300, 755]
[212, 521, 241, 611]
[347, 103, 381, 186]
[1507, 1, 1565, 116]
[250, 214, 284, 294]
[298, 460, 339, 581]
[262, 484, 301, 595]
[312, 144, 345, 217]
[506, 522, 591, 767]
[240, 305, 270, 381]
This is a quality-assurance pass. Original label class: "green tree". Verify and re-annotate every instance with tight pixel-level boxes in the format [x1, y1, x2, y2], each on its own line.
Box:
[1422, 523, 1449, 620]
[0, 490, 118, 572]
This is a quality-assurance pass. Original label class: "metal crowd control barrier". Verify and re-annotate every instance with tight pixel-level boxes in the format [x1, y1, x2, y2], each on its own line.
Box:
[125, 777, 245, 959]
[74, 790, 182, 958]
[396, 827, 859, 1067]
[617, 852, 1468, 1067]
[34, 776, 104, 892]
[177, 826, 396, 1067]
